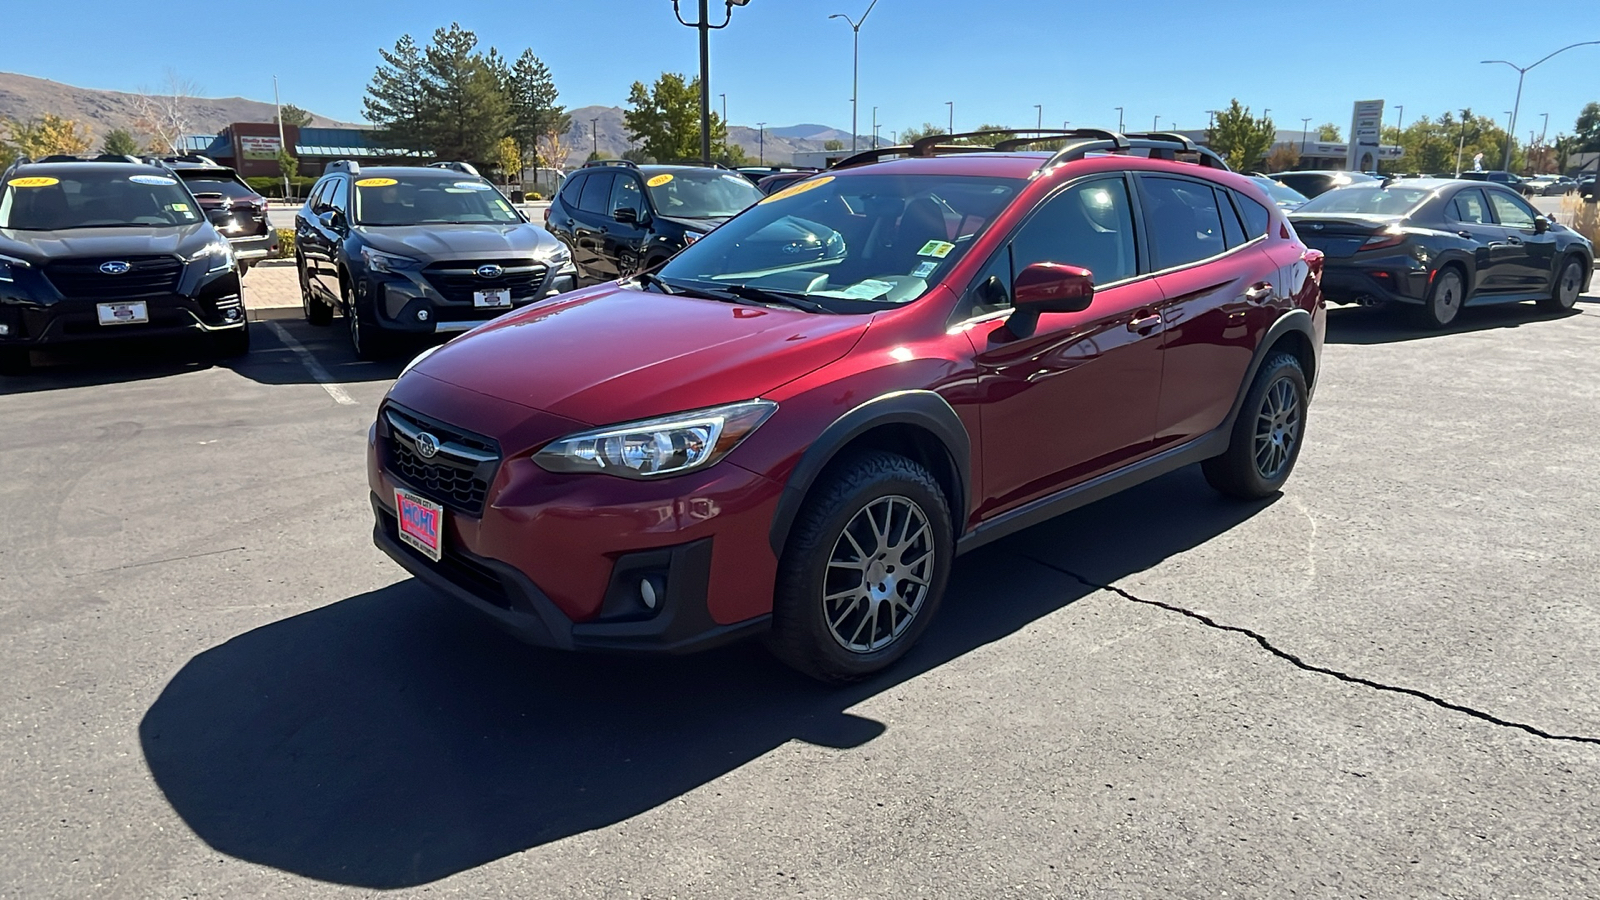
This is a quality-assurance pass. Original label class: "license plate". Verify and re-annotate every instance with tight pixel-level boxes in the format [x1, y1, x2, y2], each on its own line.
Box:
[473, 288, 512, 309]
[96, 302, 149, 325]
[395, 489, 444, 562]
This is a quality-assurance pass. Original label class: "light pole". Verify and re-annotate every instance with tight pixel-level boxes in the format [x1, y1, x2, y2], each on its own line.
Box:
[946, 101, 954, 136]
[1034, 104, 1042, 131]
[872, 106, 878, 149]
[1504, 109, 1515, 168]
[756, 121, 765, 164]
[1300, 116, 1311, 154]
[590, 117, 599, 158]
[1152, 114, 1160, 131]
[272, 75, 289, 200]
[720, 92, 727, 126]
[829, 0, 880, 155]
[673, 0, 754, 164]
[1062, 119, 1070, 130]
[1206, 109, 1219, 130]
[1482, 41, 1600, 172]
[1115, 107, 1124, 132]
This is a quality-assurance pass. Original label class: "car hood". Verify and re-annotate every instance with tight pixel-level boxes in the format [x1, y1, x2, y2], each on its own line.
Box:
[656, 214, 731, 233]
[407, 283, 870, 425]
[355, 223, 563, 261]
[0, 223, 215, 263]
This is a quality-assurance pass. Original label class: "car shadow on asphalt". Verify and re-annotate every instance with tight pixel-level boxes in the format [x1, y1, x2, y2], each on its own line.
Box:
[1324, 301, 1585, 345]
[139, 466, 1274, 889]
[0, 338, 228, 395]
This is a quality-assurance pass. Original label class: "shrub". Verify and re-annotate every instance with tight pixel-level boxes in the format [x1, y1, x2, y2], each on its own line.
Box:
[275, 228, 295, 258]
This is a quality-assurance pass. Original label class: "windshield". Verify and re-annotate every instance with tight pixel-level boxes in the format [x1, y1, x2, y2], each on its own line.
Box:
[656, 172, 1023, 312]
[1293, 184, 1433, 216]
[1251, 176, 1309, 208]
[353, 175, 522, 226]
[644, 170, 762, 218]
[179, 175, 255, 200]
[0, 170, 203, 230]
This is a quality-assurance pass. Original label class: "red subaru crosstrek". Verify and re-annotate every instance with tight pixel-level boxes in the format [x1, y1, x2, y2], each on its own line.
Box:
[368, 130, 1326, 682]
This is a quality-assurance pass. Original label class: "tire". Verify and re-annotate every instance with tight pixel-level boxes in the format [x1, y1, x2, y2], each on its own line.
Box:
[1415, 266, 1465, 329]
[766, 451, 954, 684]
[211, 324, 251, 358]
[299, 256, 332, 326]
[0, 348, 30, 376]
[347, 301, 392, 361]
[1202, 352, 1309, 500]
[1539, 256, 1586, 313]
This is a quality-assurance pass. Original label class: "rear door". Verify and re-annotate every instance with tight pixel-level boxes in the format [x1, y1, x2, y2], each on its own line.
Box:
[1484, 187, 1558, 293]
[1137, 174, 1282, 446]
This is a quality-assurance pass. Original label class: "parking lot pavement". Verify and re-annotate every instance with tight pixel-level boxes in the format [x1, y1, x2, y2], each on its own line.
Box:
[4, 294, 1600, 897]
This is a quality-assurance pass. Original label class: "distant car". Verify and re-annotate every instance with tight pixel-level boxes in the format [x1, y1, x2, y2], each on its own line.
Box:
[1457, 170, 1523, 189]
[735, 165, 817, 185]
[1268, 170, 1379, 198]
[754, 170, 819, 195]
[1249, 175, 1310, 211]
[1580, 173, 1597, 199]
[0, 155, 248, 372]
[295, 161, 578, 359]
[161, 156, 277, 270]
[1289, 177, 1593, 329]
[546, 160, 764, 284]
[1520, 175, 1577, 197]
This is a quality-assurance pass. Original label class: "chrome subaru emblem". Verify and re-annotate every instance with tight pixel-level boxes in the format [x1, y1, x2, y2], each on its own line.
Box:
[475, 264, 503, 279]
[414, 432, 440, 459]
[100, 260, 132, 275]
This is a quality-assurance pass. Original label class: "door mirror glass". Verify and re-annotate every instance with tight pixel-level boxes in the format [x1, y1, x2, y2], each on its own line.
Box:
[1533, 215, 1550, 234]
[1014, 262, 1094, 312]
[317, 210, 342, 231]
[613, 206, 639, 224]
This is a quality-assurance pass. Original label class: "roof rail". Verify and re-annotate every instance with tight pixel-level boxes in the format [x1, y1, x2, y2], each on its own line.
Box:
[1115, 132, 1230, 170]
[160, 154, 221, 166]
[582, 159, 639, 169]
[428, 161, 480, 176]
[659, 159, 733, 170]
[1038, 130, 1230, 172]
[324, 159, 361, 176]
[829, 143, 995, 170]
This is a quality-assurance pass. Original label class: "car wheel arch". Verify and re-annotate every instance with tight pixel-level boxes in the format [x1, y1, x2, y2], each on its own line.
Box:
[1222, 309, 1318, 433]
[766, 390, 971, 557]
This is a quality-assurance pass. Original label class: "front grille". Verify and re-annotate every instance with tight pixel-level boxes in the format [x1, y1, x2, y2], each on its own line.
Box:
[422, 259, 548, 305]
[45, 256, 182, 299]
[378, 508, 515, 609]
[383, 405, 501, 516]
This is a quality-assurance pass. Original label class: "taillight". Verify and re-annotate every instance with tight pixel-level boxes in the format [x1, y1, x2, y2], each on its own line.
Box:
[1360, 226, 1405, 252]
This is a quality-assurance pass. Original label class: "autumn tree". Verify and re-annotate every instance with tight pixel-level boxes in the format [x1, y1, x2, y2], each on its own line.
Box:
[1265, 143, 1301, 173]
[1207, 100, 1276, 171]
[624, 72, 727, 163]
[493, 136, 522, 183]
[132, 71, 201, 155]
[100, 128, 140, 157]
[1, 114, 95, 159]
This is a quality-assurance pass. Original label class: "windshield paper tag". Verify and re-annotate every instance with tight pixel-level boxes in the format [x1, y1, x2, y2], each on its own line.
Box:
[840, 279, 895, 300]
[647, 174, 674, 187]
[917, 240, 955, 259]
[912, 261, 938, 278]
[172, 203, 190, 212]
[453, 181, 491, 190]
[129, 174, 177, 185]
[355, 177, 398, 187]
[8, 176, 58, 188]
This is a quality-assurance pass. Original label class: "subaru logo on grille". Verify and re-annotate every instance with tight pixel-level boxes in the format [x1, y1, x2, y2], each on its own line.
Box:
[414, 432, 441, 459]
[476, 264, 504, 279]
[100, 261, 132, 275]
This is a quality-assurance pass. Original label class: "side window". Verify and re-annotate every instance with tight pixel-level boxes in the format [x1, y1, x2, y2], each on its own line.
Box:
[308, 179, 332, 211]
[1450, 189, 1490, 225]
[1235, 191, 1271, 239]
[1216, 188, 1246, 248]
[1139, 176, 1227, 270]
[958, 247, 1013, 320]
[577, 172, 614, 214]
[559, 173, 586, 207]
[609, 175, 644, 215]
[1010, 177, 1138, 286]
[326, 177, 349, 213]
[1486, 190, 1535, 229]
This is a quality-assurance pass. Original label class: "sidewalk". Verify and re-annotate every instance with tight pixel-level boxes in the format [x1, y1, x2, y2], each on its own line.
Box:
[242, 259, 304, 322]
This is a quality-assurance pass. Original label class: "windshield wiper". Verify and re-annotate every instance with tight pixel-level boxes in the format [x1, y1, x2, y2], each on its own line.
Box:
[708, 284, 836, 314]
[635, 272, 677, 294]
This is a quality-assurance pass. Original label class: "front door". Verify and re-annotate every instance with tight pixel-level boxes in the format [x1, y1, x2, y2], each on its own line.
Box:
[964, 175, 1164, 519]
[569, 171, 615, 282]
[604, 173, 652, 277]
[1485, 188, 1559, 293]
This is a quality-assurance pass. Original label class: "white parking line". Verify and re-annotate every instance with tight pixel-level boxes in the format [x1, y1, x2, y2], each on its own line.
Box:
[265, 321, 357, 406]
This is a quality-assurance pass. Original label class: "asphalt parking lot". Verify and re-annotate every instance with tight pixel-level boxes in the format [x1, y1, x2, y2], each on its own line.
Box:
[3, 269, 1600, 898]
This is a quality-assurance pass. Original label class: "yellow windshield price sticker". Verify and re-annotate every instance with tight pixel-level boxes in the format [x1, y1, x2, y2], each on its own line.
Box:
[758, 175, 833, 205]
[646, 173, 674, 187]
[355, 177, 398, 187]
[172, 203, 190, 212]
[917, 240, 955, 259]
[8, 176, 59, 188]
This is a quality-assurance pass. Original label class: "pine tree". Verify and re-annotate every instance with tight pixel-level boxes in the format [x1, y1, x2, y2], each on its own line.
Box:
[363, 34, 429, 153]
[100, 128, 141, 157]
[419, 24, 510, 165]
[507, 49, 566, 168]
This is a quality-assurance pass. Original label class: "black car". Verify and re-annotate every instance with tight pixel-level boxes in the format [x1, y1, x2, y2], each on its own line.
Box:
[294, 161, 578, 359]
[1248, 174, 1311, 211]
[0, 156, 248, 373]
[1289, 177, 1593, 328]
[161, 156, 277, 270]
[754, 170, 819, 196]
[546, 160, 764, 284]
[1268, 170, 1379, 199]
[1457, 170, 1524, 189]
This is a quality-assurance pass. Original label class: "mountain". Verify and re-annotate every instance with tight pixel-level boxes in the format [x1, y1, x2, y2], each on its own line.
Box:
[559, 105, 864, 167]
[0, 71, 348, 141]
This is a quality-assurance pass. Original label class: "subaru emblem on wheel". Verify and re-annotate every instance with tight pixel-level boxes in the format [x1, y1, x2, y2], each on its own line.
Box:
[100, 261, 132, 275]
[414, 432, 440, 459]
[476, 264, 503, 279]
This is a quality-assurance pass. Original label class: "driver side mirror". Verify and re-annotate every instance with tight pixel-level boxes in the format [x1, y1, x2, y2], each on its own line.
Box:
[1002, 263, 1095, 339]
[317, 209, 344, 232]
[613, 206, 641, 225]
[1533, 215, 1550, 234]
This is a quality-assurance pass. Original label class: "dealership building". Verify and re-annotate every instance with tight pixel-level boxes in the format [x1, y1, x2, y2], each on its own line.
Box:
[181, 123, 418, 176]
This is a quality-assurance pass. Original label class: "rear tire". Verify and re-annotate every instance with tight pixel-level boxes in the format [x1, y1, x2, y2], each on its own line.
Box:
[1414, 266, 1464, 329]
[1539, 256, 1585, 313]
[1203, 352, 1308, 500]
[766, 451, 954, 684]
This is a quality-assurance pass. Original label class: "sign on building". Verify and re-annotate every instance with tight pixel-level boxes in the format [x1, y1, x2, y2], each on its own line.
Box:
[1346, 100, 1384, 173]
[239, 135, 283, 160]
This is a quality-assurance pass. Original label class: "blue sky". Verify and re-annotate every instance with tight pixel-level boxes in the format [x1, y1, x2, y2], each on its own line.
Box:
[4, 0, 1598, 141]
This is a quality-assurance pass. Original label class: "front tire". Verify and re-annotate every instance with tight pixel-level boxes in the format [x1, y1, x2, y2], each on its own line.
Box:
[1203, 352, 1308, 500]
[1415, 266, 1464, 329]
[347, 300, 391, 361]
[299, 256, 332, 326]
[766, 451, 954, 684]
[1539, 256, 1585, 313]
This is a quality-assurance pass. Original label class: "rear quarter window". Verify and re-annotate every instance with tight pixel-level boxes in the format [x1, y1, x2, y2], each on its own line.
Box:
[1235, 192, 1271, 238]
[559, 173, 585, 206]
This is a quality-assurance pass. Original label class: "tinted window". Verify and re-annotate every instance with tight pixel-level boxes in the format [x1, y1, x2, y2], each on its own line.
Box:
[326, 176, 349, 213]
[178, 174, 255, 200]
[559, 172, 585, 206]
[1450, 188, 1490, 224]
[1013, 177, 1139, 285]
[1140, 176, 1226, 270]
[1236, 191, 1272, 238]
[352, 174, 520, 226]
[577, 172, 614, 214]
[1217, 189, 1246, 248]
[609, 175, 644, 215]
[309, 178, 333, 210]
[1294, 185, 1431, 216]
[644, 170, 762, 218]
[0, 169, 204, 230]
[1486, 190, 1535, 228]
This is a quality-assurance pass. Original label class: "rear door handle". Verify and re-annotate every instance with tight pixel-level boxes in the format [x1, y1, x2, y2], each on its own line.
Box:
[1128, 313, 1162, 333]
[1244, 283, 1273, 303]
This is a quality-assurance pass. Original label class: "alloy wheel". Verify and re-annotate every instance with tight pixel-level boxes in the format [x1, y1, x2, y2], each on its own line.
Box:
[822, 495, 935, 654]
[1557, 261, 1583, 309]
[1433, 271, 1462, 325]
[1253, 377, 1301, 481]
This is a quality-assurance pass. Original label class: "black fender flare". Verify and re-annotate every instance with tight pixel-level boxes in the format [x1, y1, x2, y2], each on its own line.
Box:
[1431, 251, 1477, 291]
[767, 390, 971, 556]
[1222, 308, 1318, 433]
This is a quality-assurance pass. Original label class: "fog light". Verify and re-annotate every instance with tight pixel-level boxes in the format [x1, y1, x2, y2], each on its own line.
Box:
[0, 324, 9, 336]
[222, 308, 242, 322]
[639, 578, 658, 610]
[417, 309, 430, 322]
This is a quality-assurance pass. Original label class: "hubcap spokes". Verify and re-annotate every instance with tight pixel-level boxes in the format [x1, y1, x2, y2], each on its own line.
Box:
[823, 495, 934, 654]
[1252, 377, 1301, 480]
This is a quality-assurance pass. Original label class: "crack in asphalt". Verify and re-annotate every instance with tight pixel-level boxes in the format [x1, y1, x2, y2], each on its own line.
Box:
[1021, 554, 1600, 747]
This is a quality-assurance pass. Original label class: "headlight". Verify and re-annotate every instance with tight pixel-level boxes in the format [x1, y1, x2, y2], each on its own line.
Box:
[538, 241, 572, 265]
[533, 399, 777, 479]
[187, 242, 234, 273]
[362, 247, 420, 273]
[399, 343, 443, 378]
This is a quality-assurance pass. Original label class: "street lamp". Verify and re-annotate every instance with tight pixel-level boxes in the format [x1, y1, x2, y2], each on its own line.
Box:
[720, 93, 727, 127]
[673, 0, 754, 164]
[1114, 107, 1124, 132]
[1207, 109, 1220, 130]
[1034, 104, 1042, 131]
[872, 106, 878, 149]
[1152, 114, 1160, 131]
[756, 121, 765, 164]
[829, 0, 880, 155]
[1300, 116, 1311, 153]
[946, 101, 953, 136]
[1482, 41, 1600, 171]
[590, 117, 599, 158]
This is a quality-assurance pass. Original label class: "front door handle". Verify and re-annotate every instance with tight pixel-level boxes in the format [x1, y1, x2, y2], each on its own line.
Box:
[1457, 230, 1473, 239]
[1128, 313, 1162, 333]
[1244, 283, 1273, 303]
[1506, 236, 1524, 246]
